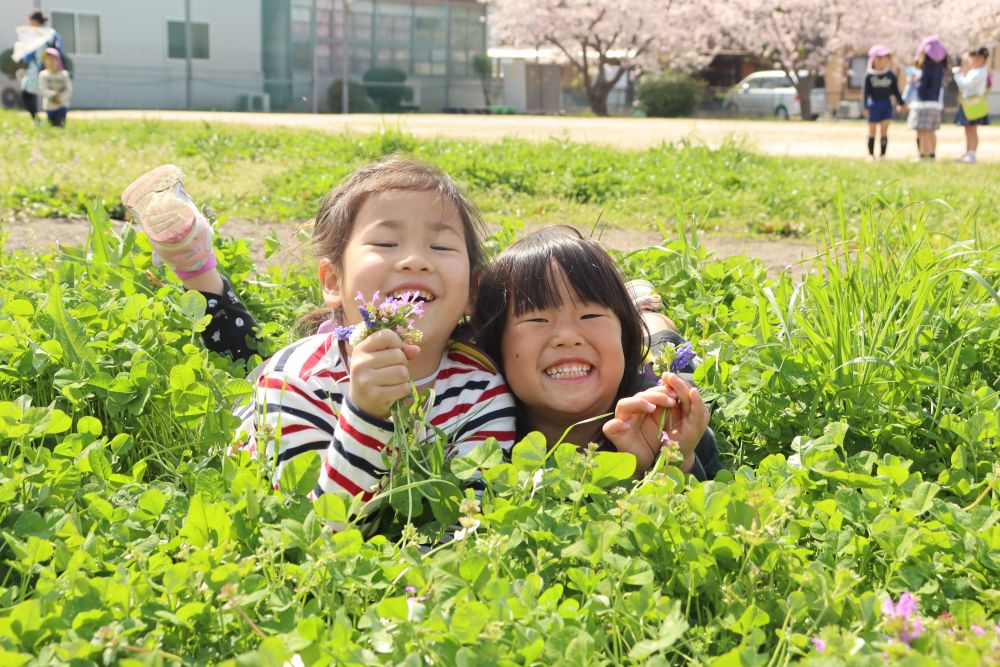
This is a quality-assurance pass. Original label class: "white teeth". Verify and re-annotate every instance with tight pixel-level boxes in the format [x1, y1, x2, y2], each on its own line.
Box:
[389, 290, 434, 302]
[545, 364, 592, 379]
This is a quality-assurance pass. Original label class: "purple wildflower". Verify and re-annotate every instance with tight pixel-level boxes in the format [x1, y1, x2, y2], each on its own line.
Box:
[670, 342, 696, 372]
[334, 325, 355, 341]
[882, 592, 923, 644]
[971, 625, 986, 636]
[347, 292, 424, 346]
[810, 637, 826, 653]
[405, 586, 416, 594]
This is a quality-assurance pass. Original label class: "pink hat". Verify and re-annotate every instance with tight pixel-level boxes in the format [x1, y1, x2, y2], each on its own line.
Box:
[44, 46, 62, 67]
[867, 44, 892, 71]
[918, 36, 947, 62]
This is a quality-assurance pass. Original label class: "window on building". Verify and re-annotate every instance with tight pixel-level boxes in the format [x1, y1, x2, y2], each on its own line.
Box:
[51, 11, 102, 55]
[449, 6, 484, 77]
[413, 5, 447, 75]
[167, 21, 210, 60]
[847, 56, 867, 89]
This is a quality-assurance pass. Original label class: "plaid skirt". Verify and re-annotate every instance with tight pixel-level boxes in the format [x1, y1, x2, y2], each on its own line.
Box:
[907, 108, 942, 131]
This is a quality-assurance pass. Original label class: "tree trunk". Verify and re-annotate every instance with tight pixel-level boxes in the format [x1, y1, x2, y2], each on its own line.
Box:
[796, 75, 815, 121]
[588, 89, 610, 116]
[582, 75, 613, 115]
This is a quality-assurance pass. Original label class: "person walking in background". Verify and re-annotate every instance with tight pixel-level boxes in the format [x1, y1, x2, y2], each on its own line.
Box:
[863, 45, 906, 161]
[38, 48, 72, 128]
[12, 11, 63, 124]
[953, 47, 992, 165]
[907, 37, 947, 160]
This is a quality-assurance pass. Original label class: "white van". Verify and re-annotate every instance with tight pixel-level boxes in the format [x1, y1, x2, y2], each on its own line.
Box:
[723, 70, 828, 120]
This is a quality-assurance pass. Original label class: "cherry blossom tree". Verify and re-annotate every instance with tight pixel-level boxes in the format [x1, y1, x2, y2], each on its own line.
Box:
[857, 0, 999, 59]
[711, 0, 873, 120]
[491, 0, 712, 116]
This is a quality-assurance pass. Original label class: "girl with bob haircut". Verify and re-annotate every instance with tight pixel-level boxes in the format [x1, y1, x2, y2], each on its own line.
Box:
[122, 157, 517, 503]
[471, 226, 719, 479]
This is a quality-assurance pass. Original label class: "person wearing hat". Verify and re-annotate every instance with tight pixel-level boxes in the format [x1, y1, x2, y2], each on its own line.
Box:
[12, 11, 64, 123]
[863, 45, 906, 160]
[906, 36, 947, 160]
[38, 47, 72, 128]
[952, 46, 992, 164]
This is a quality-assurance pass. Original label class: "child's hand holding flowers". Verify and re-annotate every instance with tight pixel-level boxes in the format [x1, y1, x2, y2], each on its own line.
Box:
[603, 373, 709, 475]
[603, 342, 709, 475]
[337, 292, 424, 419]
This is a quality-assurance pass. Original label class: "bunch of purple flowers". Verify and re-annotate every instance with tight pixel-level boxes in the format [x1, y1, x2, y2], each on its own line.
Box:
[651, 341, 697, 376]
[334, 291, 425, 347]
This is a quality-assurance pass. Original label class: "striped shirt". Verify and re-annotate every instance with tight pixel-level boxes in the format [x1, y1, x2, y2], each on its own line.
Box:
[234, 334, 516, 502]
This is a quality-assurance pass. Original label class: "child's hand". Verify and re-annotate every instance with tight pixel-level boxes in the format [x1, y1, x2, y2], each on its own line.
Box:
[897, 104, 907, 114]
[347, 329, 420, 418]
[862, 108, 869, 120]
[603, 373, 709, 475]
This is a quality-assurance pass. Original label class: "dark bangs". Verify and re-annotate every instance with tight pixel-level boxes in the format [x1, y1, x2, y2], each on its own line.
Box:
[473, 226, 647, 394]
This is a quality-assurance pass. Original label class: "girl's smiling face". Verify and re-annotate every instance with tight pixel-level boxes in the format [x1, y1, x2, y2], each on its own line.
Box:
[500, 266, 625, 434]
[320, 189, 471, 376]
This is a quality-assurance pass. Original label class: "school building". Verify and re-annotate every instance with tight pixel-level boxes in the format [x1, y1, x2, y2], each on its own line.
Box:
[0, 0, 488, 112]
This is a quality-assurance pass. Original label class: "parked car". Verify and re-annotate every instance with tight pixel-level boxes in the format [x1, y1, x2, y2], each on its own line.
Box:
[723, 70, 827, 120]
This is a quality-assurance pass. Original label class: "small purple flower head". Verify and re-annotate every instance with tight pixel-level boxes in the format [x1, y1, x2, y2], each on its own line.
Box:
[971, 624, 986, 636]
[405, 586, 416, 594]
[334, 325, 355, 342]
[670, 342, 696, 372]
[810, 637, 826, 653]
[358, 306, 373, 327]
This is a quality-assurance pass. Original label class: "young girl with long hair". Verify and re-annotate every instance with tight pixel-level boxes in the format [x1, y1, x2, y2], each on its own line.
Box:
[953, 46, 992, 164]
[122, 158, 517, 500]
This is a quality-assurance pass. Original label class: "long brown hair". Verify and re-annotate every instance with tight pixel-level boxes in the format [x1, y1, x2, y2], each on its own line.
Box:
[295, 156, 487, 336]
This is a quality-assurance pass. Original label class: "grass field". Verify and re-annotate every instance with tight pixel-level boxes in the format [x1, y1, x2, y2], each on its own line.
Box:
[2, 110, 998, 242]
[1, 111, 998, 665]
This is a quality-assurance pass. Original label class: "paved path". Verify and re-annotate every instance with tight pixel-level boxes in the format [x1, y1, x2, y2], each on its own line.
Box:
[73, 110, 1000, 162]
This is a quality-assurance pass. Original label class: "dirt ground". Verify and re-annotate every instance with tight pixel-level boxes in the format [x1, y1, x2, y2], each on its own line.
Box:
[1, 216, 818, 277]
[73, 109, 1000, 162]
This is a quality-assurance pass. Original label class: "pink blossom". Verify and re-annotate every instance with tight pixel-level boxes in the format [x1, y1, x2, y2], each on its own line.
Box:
[810, 637, 826, 653]
[971, 625, 986, 636]
[882, 592, 923, 644]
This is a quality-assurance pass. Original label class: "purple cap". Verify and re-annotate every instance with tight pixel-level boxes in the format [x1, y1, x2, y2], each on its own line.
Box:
[918, 36, 947, 62]
[44, 47, 62, 67]
[867, 45, 892, 71]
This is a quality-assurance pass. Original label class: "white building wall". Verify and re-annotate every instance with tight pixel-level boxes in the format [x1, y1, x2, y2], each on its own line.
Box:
[3, 0, 263, 110]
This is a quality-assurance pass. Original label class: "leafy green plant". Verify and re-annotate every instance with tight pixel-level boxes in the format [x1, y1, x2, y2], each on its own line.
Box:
[326, 80, 376, 114]
[362, 67, 410, 113]
[637, 71, 705, 117]
[0, 137, 998, 664]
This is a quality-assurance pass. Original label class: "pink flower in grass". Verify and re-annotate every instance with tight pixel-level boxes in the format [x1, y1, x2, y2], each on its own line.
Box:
[882, 592, 923, 644]
[810, 637, 826, 653]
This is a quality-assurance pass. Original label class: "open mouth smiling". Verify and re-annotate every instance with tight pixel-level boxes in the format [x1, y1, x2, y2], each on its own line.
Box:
[544, 363, 594, 380]
[387, 289, 435, 304]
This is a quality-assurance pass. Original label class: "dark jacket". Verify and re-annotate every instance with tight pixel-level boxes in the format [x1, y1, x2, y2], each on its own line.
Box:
[916, 59, 944, 103]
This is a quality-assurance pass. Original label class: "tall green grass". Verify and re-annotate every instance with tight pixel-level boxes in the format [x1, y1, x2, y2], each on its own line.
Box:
[622, 200, 999, 480]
